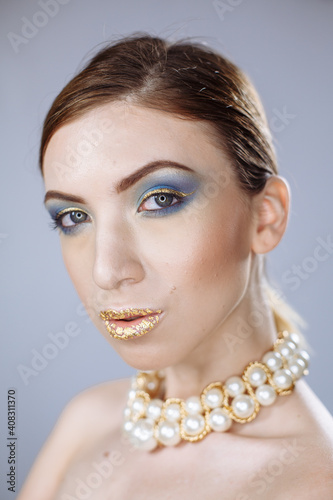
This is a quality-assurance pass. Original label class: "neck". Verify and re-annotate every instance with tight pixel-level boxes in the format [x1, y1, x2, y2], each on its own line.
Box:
[163, 256, 277, 399]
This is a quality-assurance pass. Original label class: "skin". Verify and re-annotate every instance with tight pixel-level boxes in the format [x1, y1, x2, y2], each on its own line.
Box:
[18, 102, 333, 499]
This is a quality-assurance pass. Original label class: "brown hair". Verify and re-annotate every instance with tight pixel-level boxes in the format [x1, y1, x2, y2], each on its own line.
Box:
[40, 32, 275, 190]
[40, 32, 306, 336]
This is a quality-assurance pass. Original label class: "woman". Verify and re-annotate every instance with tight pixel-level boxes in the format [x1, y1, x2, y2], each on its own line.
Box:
[18, 33, 333, 499]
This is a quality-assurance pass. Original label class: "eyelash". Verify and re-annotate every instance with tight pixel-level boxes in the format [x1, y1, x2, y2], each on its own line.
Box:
[49, 208, 89, 235]
[138, 188, 194, 216]
[49, 188, 194, 234]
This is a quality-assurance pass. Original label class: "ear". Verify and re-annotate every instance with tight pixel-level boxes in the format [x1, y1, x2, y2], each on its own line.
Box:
[250, 175, 290, 254]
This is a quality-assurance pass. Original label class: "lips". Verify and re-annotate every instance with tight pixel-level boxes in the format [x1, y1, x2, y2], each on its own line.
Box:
[99, 308, 163, 340]
[100, 308, 161, 321]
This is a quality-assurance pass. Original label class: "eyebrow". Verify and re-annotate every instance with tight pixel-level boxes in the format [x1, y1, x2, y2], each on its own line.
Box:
[44, 160, 195, 204]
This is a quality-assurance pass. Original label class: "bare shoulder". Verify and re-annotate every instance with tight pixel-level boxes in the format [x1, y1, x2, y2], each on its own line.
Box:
[276, 380, 333, 499]
[235, 379, 333, 499]
[274, 434, 333, 500]
[17, 377, 131, 500]
[292, 379, 333, 447]
[67, 376, 131, 428]
[47, 376, 131, 449]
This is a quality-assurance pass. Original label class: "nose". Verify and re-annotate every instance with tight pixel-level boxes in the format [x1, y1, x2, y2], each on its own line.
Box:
[92, 221, 145, 291]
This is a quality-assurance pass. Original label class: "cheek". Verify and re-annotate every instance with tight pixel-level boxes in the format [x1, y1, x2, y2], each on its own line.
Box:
[60, 240, 92, 300]
[184, 228, 250, 300]
[141, 202, 251, 293]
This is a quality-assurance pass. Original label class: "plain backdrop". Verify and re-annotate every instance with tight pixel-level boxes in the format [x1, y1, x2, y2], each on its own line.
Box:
[1, 0, 333, 496]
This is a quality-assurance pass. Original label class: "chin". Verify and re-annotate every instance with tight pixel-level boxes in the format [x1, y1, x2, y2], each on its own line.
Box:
[111, 339, 177, 373]
[96, 318, 186, 371]
[119, 351, 170, 373]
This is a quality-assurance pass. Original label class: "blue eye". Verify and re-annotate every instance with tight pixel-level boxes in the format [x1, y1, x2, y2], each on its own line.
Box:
[49, 208, 90, 234]
[138, 188, 195, 216]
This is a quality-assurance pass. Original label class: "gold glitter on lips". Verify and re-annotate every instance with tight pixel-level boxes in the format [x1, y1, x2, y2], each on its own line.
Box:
[99, 308, 162, 340]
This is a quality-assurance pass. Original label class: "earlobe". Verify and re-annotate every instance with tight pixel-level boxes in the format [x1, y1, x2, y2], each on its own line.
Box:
[251, 175, 290, 255]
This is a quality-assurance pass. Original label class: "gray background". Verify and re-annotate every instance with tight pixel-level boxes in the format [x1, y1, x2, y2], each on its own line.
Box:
[1, 0, 332, 496]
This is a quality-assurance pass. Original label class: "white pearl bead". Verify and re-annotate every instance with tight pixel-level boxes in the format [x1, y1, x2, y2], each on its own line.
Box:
[295, 350, 310, 368]
[130, 418, 157, 451]
[164, 403, 181, 422]
[275, 341, 297, 359]
[285, 332, 301, 347]
[123, 407, 131, 418]
[231, 395, 256, 419]
[225, 376, 245, 397]
[255, 384, 277, 406]
[156, 421, 181, 446]
[123, 419, 134, 434]
[204, 388, 223, 409]
[208, 408, 232, 432]
[272, 369, 293, 390]
[185, 396, 203, 415]
[131, 397, 146, 417]
[146, 399, 163, 421]
[131, 376, 138, 390]
[146, 379, 159, 392]
[128, 389, 136, 400]
[262, 351, 283, 372]
[288, 358, 306, 380]
[246, 366, 267, 387]
[183, 414, 206, 436]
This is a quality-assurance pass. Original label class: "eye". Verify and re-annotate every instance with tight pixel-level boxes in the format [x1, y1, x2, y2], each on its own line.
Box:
[138, 188, 195, 213]
[60, 210, 88, 227]
[50, 208, 90, 234]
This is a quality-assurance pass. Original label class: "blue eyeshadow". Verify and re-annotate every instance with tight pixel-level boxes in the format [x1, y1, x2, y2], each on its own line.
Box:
[46, 202, 85, 219]
[45, 170, 201, 229]
[138, 172, 199, 192]
[136, 173, 200, 205]
[45, 203, 89, 235]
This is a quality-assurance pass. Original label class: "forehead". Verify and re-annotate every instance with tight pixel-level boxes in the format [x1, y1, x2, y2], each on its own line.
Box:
[43, 102, 234, 188]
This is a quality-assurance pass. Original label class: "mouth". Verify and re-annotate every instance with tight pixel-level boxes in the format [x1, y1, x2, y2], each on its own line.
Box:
[99, 308, 163, 340]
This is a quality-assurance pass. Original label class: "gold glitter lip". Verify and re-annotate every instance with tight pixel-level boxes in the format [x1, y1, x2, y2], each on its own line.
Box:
[99, 308, 162, 340]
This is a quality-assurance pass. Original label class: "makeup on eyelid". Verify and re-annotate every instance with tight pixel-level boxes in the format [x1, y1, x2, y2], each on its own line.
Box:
[135, 171, 201, 203]
[130, 170, 201, 216]
[46, 173, 201, 231]
[47, 190, 194, 232]
[46, 204, 87, 221]
[46, 186, 195, 218]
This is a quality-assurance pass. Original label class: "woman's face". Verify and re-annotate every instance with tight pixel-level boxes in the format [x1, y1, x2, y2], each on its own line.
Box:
[43, 102, 256, 370]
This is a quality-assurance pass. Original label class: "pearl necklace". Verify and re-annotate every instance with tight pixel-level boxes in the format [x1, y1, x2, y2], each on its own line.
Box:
[123, 330, 310, 450]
